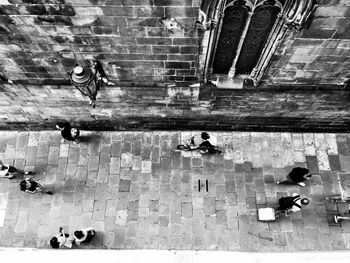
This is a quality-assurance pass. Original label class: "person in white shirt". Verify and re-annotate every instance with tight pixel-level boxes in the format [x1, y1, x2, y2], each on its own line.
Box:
[73, 227, 96, 245]
[49, 227, 75, 249]
[0, 161, 34, 179]
[277, 193, 309, 215]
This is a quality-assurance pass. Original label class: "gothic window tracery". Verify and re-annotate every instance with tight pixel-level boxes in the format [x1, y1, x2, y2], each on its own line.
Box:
[212, 5, 249, 74]
[200, 0, 314, 86]
[235, 4, 279, 74]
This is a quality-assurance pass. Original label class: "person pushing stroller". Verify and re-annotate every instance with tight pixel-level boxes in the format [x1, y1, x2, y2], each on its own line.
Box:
[258, 193, 309, 221]
[276, 193, 309, 215]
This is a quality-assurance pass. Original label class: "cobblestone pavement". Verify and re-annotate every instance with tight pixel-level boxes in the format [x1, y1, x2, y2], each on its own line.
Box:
[0, 131, 350, 251]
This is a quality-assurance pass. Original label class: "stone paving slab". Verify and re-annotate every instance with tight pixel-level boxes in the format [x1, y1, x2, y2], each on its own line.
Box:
[0, 131, 349, 251]
[3, 249, 350, 263]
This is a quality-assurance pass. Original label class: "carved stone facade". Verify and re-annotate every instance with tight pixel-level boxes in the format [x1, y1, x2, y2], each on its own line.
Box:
[199, 0, 315, 86]
[0, 0, 349, 131]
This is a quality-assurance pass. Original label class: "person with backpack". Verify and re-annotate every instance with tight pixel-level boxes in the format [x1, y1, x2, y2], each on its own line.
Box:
[56, 122, 80, 144]
[0, 160, 34, 179]
[49, 227, 75, 249]
[277, 193, 309, 215]
[73, 227, 96, 245]
[276, 167, 312, 187]
[19, 177, 53, 195]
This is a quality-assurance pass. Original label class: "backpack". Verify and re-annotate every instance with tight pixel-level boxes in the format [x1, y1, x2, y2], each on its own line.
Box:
[279, 195, 301, 209]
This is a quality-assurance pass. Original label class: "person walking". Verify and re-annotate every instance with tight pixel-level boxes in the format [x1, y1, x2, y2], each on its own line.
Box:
[49, 227, 75, 249]
[56, 122, 80, 144]
[73, 227, 96, 245]
[0, 161, 34, 179]
[276, 167, 312, 187]
[277, 193, 309, 215]
[19, 177, 52, 195]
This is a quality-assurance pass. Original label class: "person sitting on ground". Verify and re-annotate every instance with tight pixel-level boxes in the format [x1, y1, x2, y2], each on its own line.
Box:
[73, 227, 96, 245]
[56, 122, 80, 144]
[49, 227, 75, 249]
[0, 161, 34, 179]
[276, 167, 312, 187]
[19, 177, 52, 195]
[277, 193, 309, 215]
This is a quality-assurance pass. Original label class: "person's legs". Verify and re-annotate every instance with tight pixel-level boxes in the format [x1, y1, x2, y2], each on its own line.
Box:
[334, 215, 350, 223]
[275, 209, 287, 217]
[36, 183, 53, 195]
[200, 140, 213, 148]
[276, 206, 285, 211]
[199, 141, 214, 153]
[9, 166, 34, 176]
[84, 230, 96, 243]
[276, 174, 297, 185]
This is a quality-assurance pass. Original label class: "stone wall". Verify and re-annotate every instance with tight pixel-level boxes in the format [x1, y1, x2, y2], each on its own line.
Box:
[0, 83, 349, 132]
[264, 1, 350, 86]
[0, 0, 349, 131]
[0, 0, 201, 86]
[0, 0, 349, 86]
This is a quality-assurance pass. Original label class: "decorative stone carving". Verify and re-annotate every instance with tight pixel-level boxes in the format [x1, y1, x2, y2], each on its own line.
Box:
[200, 0, 315, 86]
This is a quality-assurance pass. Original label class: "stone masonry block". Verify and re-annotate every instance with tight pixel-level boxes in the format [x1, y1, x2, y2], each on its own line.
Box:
[121, 153, 133, 168]
[165, 7, 197, 17]
[47, 146, 59, 165]
[339, 156, 350, 171]
[74, 7, 103, 16]
[134, 6, 164, 17]
[306, 155, 320, 174]
[315, 6, 350, 17]
[182, 202, 193, 218]
[154, 0, 193, 6]
[329, 155, 342, 171]
[301, 29, 336, 39]
[225, 180, 235, 193]
[119, 179, 130, 192]
[203, 197, 215, 216]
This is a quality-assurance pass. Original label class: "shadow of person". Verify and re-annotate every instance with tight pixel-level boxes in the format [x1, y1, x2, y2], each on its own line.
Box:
[77, 133, 103, 144]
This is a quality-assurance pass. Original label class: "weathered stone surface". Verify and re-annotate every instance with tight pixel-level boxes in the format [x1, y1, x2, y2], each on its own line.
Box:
[0, 130, 350, 251]
[0, 2, 348, 132]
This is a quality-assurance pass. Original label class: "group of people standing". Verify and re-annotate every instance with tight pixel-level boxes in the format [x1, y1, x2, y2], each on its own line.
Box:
[0, 122, 94, 248]
[50, 227, 96, 249]
[0, 161, 52, 194]
[0, 122, 81, 194]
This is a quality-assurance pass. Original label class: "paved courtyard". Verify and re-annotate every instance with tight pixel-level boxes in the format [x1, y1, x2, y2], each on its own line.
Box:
[0, 131, 350, 251]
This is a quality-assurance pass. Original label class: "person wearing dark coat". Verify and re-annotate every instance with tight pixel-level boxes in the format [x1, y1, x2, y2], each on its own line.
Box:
[73, 227, 96, 245]
[276, 167, 312, 187]
[56, 122, 80, 144]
